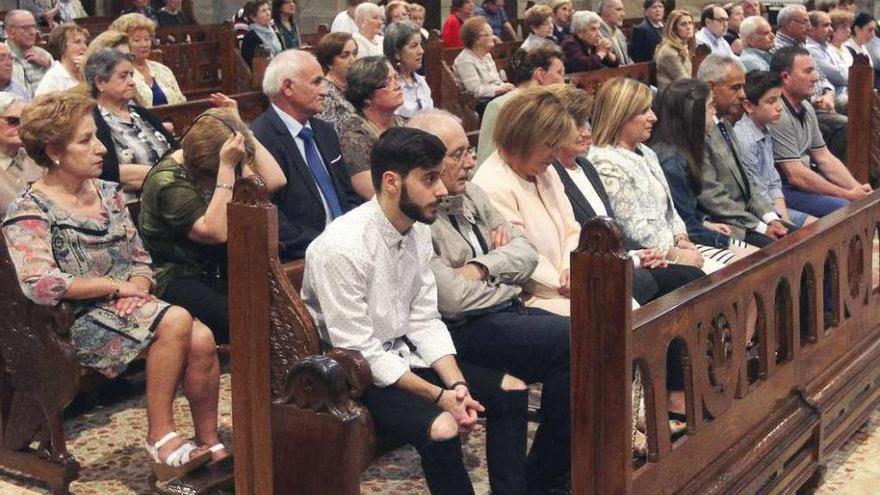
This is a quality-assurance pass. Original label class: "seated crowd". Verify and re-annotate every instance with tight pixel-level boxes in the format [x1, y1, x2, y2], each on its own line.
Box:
[0, 1, 878, 493]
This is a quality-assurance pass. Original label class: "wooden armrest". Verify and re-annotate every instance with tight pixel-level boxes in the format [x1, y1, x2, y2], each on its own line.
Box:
[280, 349, 373, 419]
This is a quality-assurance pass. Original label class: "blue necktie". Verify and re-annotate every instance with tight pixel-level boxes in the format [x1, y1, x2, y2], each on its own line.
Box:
[298, 126, 343, 218]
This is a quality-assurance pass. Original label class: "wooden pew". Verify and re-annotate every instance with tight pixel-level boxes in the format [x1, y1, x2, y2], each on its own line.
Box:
[151, 91, 269, 137]
[846, 56, 878, 186]
[567, 62, 655, 97]
[228, 177, 376, 494]
[0, 228, 233, 494]
[570, 195, 880, 493]
[155, 23, 230, 45]
[300, 24, 330, 48]
[149, 29, 242, 100]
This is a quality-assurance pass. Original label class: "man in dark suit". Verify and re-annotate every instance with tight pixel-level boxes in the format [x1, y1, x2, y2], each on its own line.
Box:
[629, 0, 665, 63]
[251, 49, 363, 261]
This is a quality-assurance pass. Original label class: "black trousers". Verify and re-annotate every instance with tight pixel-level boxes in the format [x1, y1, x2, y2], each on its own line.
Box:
[643, 264, 706, 302]
[363, 361, 528, 495]
[745, 230, 774, 248]
[450, 304, 570, 494]
[160, 275, 229, 343]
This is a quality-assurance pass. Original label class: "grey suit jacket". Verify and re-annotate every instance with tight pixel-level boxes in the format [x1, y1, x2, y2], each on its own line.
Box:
[698, 123, 776, 239]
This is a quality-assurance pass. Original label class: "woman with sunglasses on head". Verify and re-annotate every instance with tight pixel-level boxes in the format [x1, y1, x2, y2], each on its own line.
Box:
[384, 21, 432, 119]
[138, 95, 285, 344]
[339, 56, 405, 199]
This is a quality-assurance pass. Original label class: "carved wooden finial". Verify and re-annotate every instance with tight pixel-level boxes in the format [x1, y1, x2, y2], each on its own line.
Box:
[575, 216, 629, 259]
[231, 175, 269, 206]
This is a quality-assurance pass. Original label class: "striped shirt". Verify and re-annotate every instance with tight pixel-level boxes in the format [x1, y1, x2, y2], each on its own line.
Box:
[733, 115, 784, 200]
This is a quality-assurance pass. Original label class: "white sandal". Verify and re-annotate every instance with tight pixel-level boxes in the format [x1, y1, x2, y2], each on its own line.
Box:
[145, 431, 211, 481]
[205, 443, 230, 465]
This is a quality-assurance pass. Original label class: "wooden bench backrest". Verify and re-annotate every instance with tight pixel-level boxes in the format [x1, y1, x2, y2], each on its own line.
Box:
[149, 29, 240, 99]
[567, 62, 655, 98]
[300, 24, 330, 48]
[227, 177, 375, 494]
[155, 23, 229, 44]
[151, 91, 269, 137]
[571, 192, 880, 493]
[847, 56, 877, 185]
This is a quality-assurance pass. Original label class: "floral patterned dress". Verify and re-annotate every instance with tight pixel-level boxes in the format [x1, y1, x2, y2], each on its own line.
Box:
[2, 179, 170, 378]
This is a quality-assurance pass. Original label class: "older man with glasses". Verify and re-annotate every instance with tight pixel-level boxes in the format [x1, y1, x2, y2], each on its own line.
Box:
[3, 10, 53, 98]
[696, 4, 735, 56]
[0, 92, 40, 213]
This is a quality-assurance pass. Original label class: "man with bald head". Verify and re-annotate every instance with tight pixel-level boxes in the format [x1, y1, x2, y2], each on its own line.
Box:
[696, 4, 735, 56]
[599, 0, 632, 64]
[739, 15, 775, 71]
[409, 108, 572, 494]
[250, 49, 362, 260]
[0, 44, 31, 102]
[3, 10, 52, 97]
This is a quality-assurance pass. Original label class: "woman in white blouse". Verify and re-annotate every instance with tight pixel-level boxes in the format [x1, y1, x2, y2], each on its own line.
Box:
[352, 2, 385, 59]
[453, 16, 514, 109]
[36, 24, 88, 96]
[844, 12, 877, 67]
[829, 10, 855, 69]
[588, 77, 728, 274]
[384, 21, 432, 118]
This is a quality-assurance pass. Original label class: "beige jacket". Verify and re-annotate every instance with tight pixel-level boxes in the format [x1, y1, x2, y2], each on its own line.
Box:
[472, 151, 580, 316]
[430, 183, 538, 322]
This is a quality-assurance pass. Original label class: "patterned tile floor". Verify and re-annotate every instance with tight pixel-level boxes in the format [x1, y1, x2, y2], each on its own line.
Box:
[0, 371, 878, 495]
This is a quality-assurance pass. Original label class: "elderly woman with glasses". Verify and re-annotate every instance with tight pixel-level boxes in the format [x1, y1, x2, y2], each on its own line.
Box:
[453, 16, 514, 114]
[85, 48, 178, 193]
[338, 56, 405, 199]
[561, 10, 619, 73]
[108, 13, 186, 106]
[0, 93, 41, 213]
[139, 100, 284, 344]
[384, 21, 432, 119]
[521, 4, 558, 51]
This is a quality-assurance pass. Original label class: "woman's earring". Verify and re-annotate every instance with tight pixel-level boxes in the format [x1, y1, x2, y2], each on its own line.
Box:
[53, 159, 60, 167]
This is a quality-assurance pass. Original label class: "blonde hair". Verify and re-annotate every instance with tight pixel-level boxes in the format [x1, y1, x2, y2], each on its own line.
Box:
[658, 10, 695, 63]
[590, 77, 653, 147]
[407, 3, 425, 14]
[544, 84, 591, 126]
[20, 92, 96, 169]
[829, 9, 854, 30]
[108, 12, 157, 36]
[83, 31, 129, 71]
[551, 0, 573, 13]
[493, 86, 576, 161]
[182, 108, 256, 192]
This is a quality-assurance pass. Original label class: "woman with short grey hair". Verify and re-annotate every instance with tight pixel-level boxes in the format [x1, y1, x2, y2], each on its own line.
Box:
[86, 48, 178, 192]
[384, 21, 432, 118]
[339, 56, 405, 199]
[353, 2, 384, 59]
[560, 10, 619, 72]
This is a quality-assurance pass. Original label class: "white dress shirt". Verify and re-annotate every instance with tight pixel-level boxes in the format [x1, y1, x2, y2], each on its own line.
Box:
[302, 199, 457, 387]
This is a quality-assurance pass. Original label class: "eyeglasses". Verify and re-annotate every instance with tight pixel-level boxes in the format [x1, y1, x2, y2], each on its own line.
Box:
[375, 74, 400, 90]
[712, 16, 729, 22]
[0, 116, 21, 126]
[445, 147, 471, 163]
[7, 24, 38, 31]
